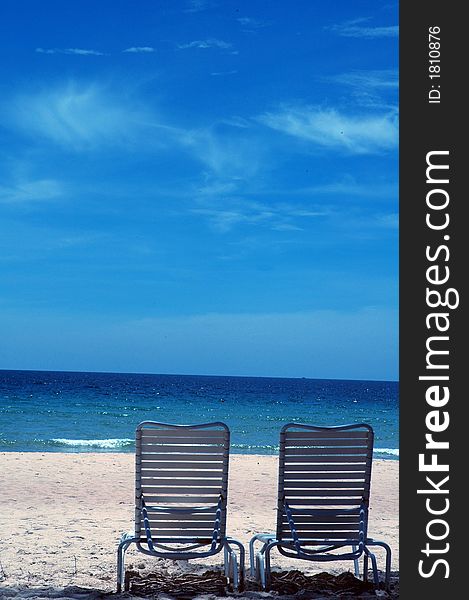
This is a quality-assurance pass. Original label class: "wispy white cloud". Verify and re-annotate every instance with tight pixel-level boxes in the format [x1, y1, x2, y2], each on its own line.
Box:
[191, 207, 251, 232]
[185, 128, 265, 178]
[4, 83, 156, 150]
[375, 213, 398, 229]
[188, 169, 397, 235]
[236, 17, 271, 31]
[237, 17, 264, 26]
[291, 178, 397, 200]
[211, 70, 238, 76]
[36, 46, 156, 56]
[178, 38, 232, 50]
[0, 179, 62, 204]
[220, 116, 251, 129]
[3, 83, 264, 179]
[330, 69, 398, 90]
[328, 18, 398, 38]
[122, 46, 155, 53]
[195, 177, 397, 221]
[191, 197, 328, 233]
[334, 210, 399, 239]
[3, 82, 266, 190]
[328, 70, 398, 110]
[183, 0, 218, 13]
[259, 105, 398, 154]
[36, 47, 106, 56]
[196, 180, 239, 197]
[0, 222, 109, 264]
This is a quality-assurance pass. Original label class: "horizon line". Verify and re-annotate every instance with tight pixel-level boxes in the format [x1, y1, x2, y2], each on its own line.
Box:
[0, 366, 399, 384]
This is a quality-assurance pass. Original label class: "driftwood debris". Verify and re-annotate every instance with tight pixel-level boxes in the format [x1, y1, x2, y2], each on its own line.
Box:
[269, 570, 375, 595]
[126, 568, 397, 598]
[127, 569, 228, 597]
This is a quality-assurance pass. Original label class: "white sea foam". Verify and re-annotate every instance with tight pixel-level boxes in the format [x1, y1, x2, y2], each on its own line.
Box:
[51, 438, 133, 449]
[375, 447, 399, 457]
[234, 443, 399, 457]
[232, 443, 279, 451]
[46, 439, 398, 456]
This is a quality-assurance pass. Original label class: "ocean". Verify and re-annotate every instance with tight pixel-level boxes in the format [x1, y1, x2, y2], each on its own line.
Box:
[0, 370, 398, 459]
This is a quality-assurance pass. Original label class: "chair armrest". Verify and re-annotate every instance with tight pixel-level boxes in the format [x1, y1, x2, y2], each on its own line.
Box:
[120, 531, 135, 543]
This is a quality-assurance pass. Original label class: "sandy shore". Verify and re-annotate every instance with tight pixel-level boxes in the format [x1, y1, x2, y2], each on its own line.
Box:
[0, 453, 398, 598]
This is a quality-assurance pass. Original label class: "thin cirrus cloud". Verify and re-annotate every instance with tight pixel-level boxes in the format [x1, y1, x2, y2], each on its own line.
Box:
[178, 38, 232, 50]
[35, 47, 106, 56]
[328, 70, 398, 110]
[187, 127, 266, 178]
[191, 198, 328, 233]
[330, 69, 398, 90]
[297, 179, 397, 200]
[236, 17, 271, 30]
[36, 47, 156, 56]
[338, 212, 399, 237]
[4, 84, 151, 149]
[122, 46, 155, 53]
[0, 179, 63, 204]
[192, 206, 305, 233]
[183, 0, 218, 14]
[3, 82, 260, 181]
[375, 213, 398, 229]
[328, 18, 398, 38]
[2, 82, 260, 183]
[211, 70, 238, 76]
[259, 106, 398, 154]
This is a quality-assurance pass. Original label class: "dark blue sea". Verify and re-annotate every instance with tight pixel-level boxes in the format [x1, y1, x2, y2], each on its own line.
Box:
[0, 370, 398, 459]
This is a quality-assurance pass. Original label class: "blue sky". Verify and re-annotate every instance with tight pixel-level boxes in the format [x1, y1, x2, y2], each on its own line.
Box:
[0, 0, 398, 380]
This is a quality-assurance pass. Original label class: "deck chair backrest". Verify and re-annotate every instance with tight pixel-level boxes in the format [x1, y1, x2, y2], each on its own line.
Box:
[135, 421, 230, 542]
[277, 423, 374, 544]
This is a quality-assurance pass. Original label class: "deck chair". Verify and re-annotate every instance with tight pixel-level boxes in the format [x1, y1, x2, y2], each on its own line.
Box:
[117, 421, 245, 592]
[249, 423, 391, 590]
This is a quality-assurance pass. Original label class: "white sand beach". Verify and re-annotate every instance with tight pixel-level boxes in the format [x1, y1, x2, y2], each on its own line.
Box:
[0, 453, 398, 598]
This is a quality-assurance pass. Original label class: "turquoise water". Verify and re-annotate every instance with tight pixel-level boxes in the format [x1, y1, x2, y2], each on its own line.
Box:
[0, 370, 398, 458]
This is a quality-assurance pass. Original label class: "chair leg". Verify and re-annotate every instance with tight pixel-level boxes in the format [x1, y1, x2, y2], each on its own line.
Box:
[224, 538, 245, 591]
[263, 543, 274, 590]
[117, 536, 138, 593]
[249, 536, 257, 576]
[352, 545, 360, 577]
[363, 551, 369, 583]
[256, 552, 266, 590]
[254, 539, 279, 590]
[117, 540, 128, 593]
[367, 541, 392, 590]
[248, 534, 275, 579]
[364, 547, 379, 587]
[223, 545, 230, 578]
[231, 553, 239, 591]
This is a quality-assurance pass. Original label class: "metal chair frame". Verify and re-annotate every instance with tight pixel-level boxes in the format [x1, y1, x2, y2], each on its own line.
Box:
[249, 423, 391, 590]
[117, 421, 245, 592]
